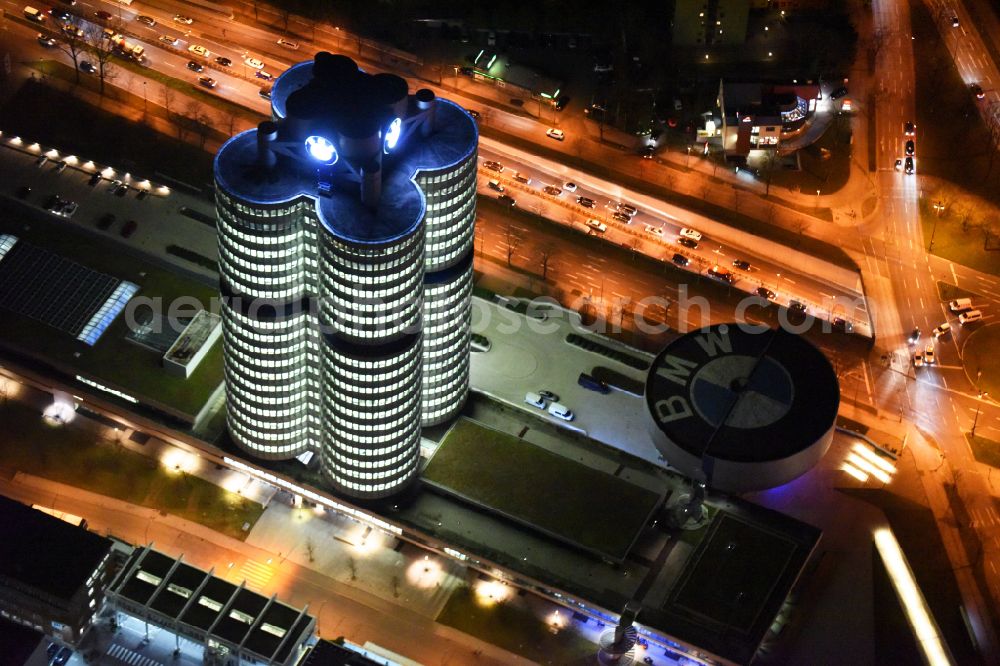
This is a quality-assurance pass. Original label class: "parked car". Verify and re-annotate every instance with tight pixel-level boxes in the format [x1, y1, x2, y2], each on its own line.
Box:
[136, 15, 156, 27]
[672, 253, 689, 267]
[215, 56, 232, 67]
[616, 203, 638, 216]
[88, 172, 101, 186]
[114, 184, 129, 197]
[483, 160, 503, 172]
[959, 310, 983, 325]
[256, 69, 273, 80]
[276, 38, 299, 50]
[586, 219, 607, 233]
[243, 56, 265, 69]
[894, 158, 902, 171]
[524, 392, 546, 409]
[933, 322, 951, 338]
[563, 182, 578, 192]
[677, 237, 698, 249]
[644, 224, 663, 236]
[120, 220, 138, 238]
[545, 127, 565, 141]
[679, 227, 702, 242]
[576, 196, 596, 208]
[173, 14, 194, 25]
[159, 35, 179, 46]
[547, 402, 574, 421]
[949, 298, 973, 313]
[188, 44, 210, 57]
[542, 185, 562, 196]
[612, 211, 631, 224]
[538, 390, 559, 402]
[512, 171, 531, 184]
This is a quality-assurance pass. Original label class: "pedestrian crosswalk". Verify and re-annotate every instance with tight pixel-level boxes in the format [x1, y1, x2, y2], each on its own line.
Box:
[237, 559, 274, 591]
[105, 643, 162, 666]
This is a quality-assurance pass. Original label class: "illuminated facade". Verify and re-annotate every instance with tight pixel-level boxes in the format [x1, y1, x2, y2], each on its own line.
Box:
[215, 53, 477, 499]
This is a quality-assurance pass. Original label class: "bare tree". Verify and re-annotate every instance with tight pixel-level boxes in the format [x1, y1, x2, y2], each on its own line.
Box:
[162, 86, 175, 114]
[761, 150, 780, 196]
[538, 244, 555, 280]
[57, 18, 88, 83]
[86, 25, 117, 96]
[304, 538, 315, 563]
[504, 224, 521, 267]
[793, 218, 810, 245]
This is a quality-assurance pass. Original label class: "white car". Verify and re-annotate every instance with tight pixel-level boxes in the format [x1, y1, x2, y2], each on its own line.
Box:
[932, 322, 951, 338]
[547, 402, 574, 421]
[276, 38, 299, 50]
[244, 56, 265, 70]
[524, 392, 546, 409]
[644, 224, 663, 237]
[586, 218, 607, 233]
[563, 182, 578, 192]
[679, 227, 703, 242]
[924, 344, 935, 364]
[173, 14, 194, 25]
[159, 35, 179, 46]
[546, 128, 565, 141]
[913, 351, 924, 367]
[188, 44, 210, 57]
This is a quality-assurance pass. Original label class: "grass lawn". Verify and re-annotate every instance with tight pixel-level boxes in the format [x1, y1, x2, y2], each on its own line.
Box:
[436, 585, 596, 664]
[0, 400, 261, 539]
[423, 419, 662, 560]
[0, 79, 216, 187]
[962, 323, 1000, 398]
[967, 433, 1000, 468]
[0, 202, 223, 417]
[919, 205, 1000, 278]
[911, 0, 1000, 204]
[936, 280, 980, 303]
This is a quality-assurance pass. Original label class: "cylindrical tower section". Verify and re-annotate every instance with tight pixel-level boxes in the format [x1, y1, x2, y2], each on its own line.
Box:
[417, 140, 477, 425]
[317, 226, 424, 498]
[216, 191, 317, 460]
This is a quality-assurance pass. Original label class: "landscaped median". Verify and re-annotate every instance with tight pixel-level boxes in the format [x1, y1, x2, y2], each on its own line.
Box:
[0, 400, 261, 540]
[422, 418, 664, 562]
[962, 323, 1000, 398]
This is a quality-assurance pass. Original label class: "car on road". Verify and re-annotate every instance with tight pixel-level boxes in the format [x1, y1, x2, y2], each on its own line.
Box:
[546, 127, 565, 141]
[215, 56, 232, 67]
[50, 8, 70, 21]
[512, 171, 531, 184]
[186, 60, 204, 72]
[136, 15, 156, 27]
[830, 86, 848, 99]
[913, 351, 924, 367]
[487, 179, 504, 192]
[789, 300, 808, 315]
[924, 344, 935, 364]
[79, 61, 96, 74]
[756, 287, 776, 300]
[497, 194, 516, 206]
[120, 220, 138, 238]
[159, 35, 179, 46]
[904, 121, 916, 136]
[616, 203, 638, 216]
[904, 156, 914, 174]
[37, 33, 56, 47]
[933, 322, 951, 338]
[466, 108, 480, 120]
[732, 259, 752, 271]
[198, 76, 217, 89]
[188, 44, 210, 57]
[96, 213, 115, 230]
[94, 10, 112, 21]
[547, 402, 574, 421]
[586, 218, 607, 233]
[679, 227, 702, 242]
[832, 317, 853, 333]
[576, 196, 596, 208]
[173, 14, 194, 25]
[672, 253, 689, 267]
[905, 140, 914, 156]
[707, 265, 734, 283]
[276, 38, 300, 50]
[641, 145, 655, 159]
[483, 160, 503, 172]
[612, 211, 631, 224]
[894, 158, 902, 171]
[255, 70, 274, 81]
[563, 182, 578, 192]
[644, 224, 663, 237]
[543, 185, 562, 196]
[259, 87, 272, 100]
[952, 16, 960, 27]
[972, 84, 985, 99]
[677, 236, 698, 249]
[53, 647, 72, 666]
[538, 390, 559, 402]
[243, 56, 265, 70]
[524, 392, 546, 409]
[908, 327, 921, 344]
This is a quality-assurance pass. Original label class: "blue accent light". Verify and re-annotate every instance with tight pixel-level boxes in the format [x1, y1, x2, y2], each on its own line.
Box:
[305, 135, 337, 163]
[383, 117, 402, 153]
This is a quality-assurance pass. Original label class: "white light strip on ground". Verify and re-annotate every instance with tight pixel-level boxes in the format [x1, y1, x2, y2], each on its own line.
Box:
[846, 453, 892, 484]
[874, 528, 953, 666]
[841, 463, 869, 482]
[852, 443, 897, 474]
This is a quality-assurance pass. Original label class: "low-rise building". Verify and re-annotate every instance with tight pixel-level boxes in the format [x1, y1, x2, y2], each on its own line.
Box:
[714, 80, 820, 160]
[0, 495, 114, 645]
[469, 50, 562, 106]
